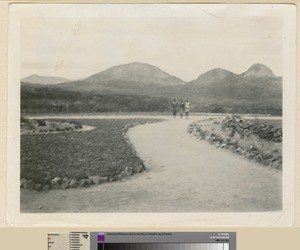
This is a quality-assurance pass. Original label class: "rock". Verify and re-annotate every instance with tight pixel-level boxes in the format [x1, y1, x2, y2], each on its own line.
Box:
[69, 179, 78, 188]
[42, 184, 51, 191]
[231, 139, 237, 145]
[221, 143, 226, 148]
[79, 179, 93, 188]
[269, 161, 280, 170]
[78, 179, 86, 187]
[205, 135, 211, 140]
[133, 165, 143, 174]
[113, 175, 122, 181]
[230, 130, 235, 137]
[61, 179, 69, 189]
[51, 177, 62, 189]
[62, 177, 69, 182]
[34, 183, 43, 192]
[235, 147, 242, 155]
[87, 179, 93, 185]
[247, 152, 255, 160]
[120, 171, 128, 180]
[273, 162, 281, 170]
[23, 180, 35, 190]
[256, 154, 263, 161]
[125, 167, 133, 176]
[208, 137, 214, 144]
[51, 177, 61, 183]
[51, 182, 61, 189]
[100, 177, 108, 183]
[61, 183, 69, 189]
[88, 175, 101, 185]
[20, 178, 27, 188]
[109, 178, 114, 182]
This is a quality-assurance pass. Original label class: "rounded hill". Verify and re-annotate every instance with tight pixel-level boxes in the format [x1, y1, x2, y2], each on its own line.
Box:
[242, 63, 275, 78]
[84, 62, 186, 86]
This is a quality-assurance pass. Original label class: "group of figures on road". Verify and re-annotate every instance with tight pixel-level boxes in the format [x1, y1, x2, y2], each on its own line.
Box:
[172, 98, 191, 119]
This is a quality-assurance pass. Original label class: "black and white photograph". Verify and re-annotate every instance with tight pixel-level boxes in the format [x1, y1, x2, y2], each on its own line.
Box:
[7, 4, 296, 225]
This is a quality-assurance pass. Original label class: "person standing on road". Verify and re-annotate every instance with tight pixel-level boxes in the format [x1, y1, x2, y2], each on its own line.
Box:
[184, 99, 191, 119]
[172, 98, 178, 118]
[179, 100, 185, 119]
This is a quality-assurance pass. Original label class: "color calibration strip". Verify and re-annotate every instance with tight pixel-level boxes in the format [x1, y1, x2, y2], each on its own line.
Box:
[97, 243, 229, 250]
[47, 232, 235, 250]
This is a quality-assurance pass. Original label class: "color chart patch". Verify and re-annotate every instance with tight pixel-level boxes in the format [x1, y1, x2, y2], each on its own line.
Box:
[98, 233, 106, 242]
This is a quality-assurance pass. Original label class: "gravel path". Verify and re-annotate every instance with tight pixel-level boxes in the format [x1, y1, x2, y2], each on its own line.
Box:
[21, 117, 281, 212]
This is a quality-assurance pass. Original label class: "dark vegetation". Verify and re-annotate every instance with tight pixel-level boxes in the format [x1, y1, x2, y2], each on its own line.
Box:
[21, 85, 171, 113]
[21, 118, 161, 186]
[21, 117, 83, 134]
[21, 85, 282, 115]
[189, 98, 281, 115]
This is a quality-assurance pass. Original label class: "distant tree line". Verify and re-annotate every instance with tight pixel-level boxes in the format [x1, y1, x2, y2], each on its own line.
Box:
[21, 85, 282, 115]
[21, 86, 171, 113]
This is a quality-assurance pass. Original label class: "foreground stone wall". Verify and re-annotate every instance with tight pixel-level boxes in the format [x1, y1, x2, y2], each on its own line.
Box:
[188, 115, 282, 170]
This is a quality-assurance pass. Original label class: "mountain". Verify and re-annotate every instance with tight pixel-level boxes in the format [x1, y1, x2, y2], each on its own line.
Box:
[84, 62, 186, 86]
[54, 62, 281, 102]
[176, 64, 281, 101]
[189, 64, 276, 85]
[22, 74, 70, 85]
[21, 63, 282, 115]
[189, 68, 238, 85]
[242, 63, 275, 78]
[57, 62, 186, 94]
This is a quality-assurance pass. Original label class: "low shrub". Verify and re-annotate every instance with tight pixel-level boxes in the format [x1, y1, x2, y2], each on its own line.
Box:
[21, 118, 161, 189]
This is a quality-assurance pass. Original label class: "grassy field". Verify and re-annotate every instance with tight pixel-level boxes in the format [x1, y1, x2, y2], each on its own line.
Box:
[21, 118, 161, 184]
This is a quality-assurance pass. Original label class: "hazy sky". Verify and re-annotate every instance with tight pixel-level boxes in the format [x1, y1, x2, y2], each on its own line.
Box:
[21, 7, 282, 81]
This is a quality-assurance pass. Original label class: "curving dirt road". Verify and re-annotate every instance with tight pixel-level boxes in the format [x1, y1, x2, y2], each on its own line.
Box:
[21, 117, 281, 212]
[127, 119, 281, 212]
